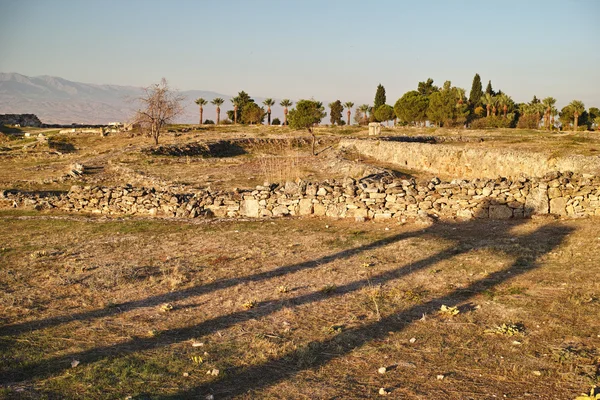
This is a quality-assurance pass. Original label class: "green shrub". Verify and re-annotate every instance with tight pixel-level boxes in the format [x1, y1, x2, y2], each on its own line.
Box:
[470, 116, 511, 129]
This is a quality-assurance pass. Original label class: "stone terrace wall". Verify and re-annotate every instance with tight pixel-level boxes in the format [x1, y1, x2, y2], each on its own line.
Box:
[340, 139, 600, 179]
[3, 171, 599, 220]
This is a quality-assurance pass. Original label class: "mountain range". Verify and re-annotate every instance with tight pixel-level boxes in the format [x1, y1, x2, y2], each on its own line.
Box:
[0, 73, 284, 125]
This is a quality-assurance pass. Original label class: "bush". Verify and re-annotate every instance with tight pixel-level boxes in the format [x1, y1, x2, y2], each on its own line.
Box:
[220, 119, 232, 125]
[271, 118, 281, 126]
[204, 119, 214, 125]
[470, 116, 511, 129]
[444, 117, 467, 128]
[516, 114, 541, 129]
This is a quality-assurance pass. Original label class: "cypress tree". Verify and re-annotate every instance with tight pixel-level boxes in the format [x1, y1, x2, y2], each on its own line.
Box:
[485, 80, 495, 96]
[468, 73, 483, 106]
[328, 100, 343, 125]
[374, 84, 386, 110]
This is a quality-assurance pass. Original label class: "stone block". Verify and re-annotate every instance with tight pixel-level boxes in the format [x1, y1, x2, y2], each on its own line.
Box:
[489, 204, 513, 219]
[299, 198, 313, 216]
[272, 205, 290, 217]
[239, 199, 260, 218]
[549, 197, 567, 216]
[524, 186, 549, 216]
[313, 203, 326, 216]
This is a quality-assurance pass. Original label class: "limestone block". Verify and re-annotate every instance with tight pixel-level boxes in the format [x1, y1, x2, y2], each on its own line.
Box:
[549, 197, 567, 216]
[368, 122, 381, 136]
[313, 203, 326, 216]
[456, 209, 473, 219]
[489, 204, 513, 219]
[326, 203, 346, 218]
[239, 199, 260, 218]
[299, 198, 313, 215]
[374, 212, 392, 220]
[524, 186, 549, 216]
[272, 205, 290, 216]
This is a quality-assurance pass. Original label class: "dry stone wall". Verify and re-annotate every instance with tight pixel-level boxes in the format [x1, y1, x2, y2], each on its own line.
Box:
[340, 139, 600, 179]
[2, 171, 599, 220]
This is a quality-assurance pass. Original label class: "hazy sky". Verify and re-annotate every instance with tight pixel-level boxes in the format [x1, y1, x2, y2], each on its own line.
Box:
[1, 0, 599, 108]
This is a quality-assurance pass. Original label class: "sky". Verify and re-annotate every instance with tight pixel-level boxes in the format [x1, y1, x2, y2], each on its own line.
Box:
[1, 0, 599, 108]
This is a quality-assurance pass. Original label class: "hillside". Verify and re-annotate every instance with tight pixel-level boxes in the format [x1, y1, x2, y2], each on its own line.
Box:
[0, 73, 283, 124]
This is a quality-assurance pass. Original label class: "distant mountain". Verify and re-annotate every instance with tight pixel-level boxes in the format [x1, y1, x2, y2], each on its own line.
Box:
[0, 73, 284, 125]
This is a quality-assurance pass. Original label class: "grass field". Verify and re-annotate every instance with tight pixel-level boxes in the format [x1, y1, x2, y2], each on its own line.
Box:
[0, 213, 599, 399]
[1, 126, 599, 399]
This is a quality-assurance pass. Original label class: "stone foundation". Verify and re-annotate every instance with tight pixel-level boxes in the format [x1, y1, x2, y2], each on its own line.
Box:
[2, 171, 598, 220]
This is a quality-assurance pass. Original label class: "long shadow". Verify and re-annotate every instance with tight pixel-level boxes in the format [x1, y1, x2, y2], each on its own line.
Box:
[0, 229, 424, 337]
[160, 223, 573, 399]
[0, 234, 458, 383]
[1, 219, 570, 387]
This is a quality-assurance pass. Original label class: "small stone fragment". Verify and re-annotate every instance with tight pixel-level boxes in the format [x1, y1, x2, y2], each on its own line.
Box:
[436, 374, 445, 380]
[71, 360, 80, 368]
[532, 370, 542, 376]
[183, 372, 189, 377]
[192, 342, 204, 347]
[379, 387, 390, 396]
[409, 337, 417, 344]
[378, 367, 387, 374]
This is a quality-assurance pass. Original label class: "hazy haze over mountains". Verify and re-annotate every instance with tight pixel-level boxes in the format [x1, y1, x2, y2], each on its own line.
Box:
[0, 73, 284, 125]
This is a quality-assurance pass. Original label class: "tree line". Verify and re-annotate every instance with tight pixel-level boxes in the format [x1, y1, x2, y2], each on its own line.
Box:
[193, 74, 599, 132]
[135, 77, 599, 145]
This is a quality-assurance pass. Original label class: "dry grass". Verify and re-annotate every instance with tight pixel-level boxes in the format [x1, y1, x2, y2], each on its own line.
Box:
[1, 125, 599, 399]
[0, 212, 599, 399]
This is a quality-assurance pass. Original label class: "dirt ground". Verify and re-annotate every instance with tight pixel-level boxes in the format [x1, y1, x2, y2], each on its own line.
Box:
[0, 126, 599, 399]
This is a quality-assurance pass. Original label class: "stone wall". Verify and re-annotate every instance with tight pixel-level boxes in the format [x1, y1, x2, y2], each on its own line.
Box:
[2, 171, 599, 220]
[340, 139, 600, 179]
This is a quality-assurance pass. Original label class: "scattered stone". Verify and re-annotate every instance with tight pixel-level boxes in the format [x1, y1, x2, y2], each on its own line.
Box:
[436, 374, 445, 380]
[378, 387, 390, 396]
[378, 367, 387, 374]
[71, 360, 80, 368]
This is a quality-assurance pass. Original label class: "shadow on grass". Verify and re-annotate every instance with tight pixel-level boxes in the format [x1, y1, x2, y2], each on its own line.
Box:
[159, 222, 573, 399]
[0, 218, 574, 393]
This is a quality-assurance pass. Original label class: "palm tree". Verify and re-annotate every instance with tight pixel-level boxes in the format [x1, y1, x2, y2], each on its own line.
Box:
[496, 93, 511, 118]
[230, 97, 240, 124]
[344, 101, 354, 126]
[358, 104, 370, 124]
[263, 98, 275, 125]
[542, 97, 557, 130]
[569, 100, 585, 131]
[279, 99, 292, 126]
[211, 98, 224, 125]
[194, 98, 207, 125]
[482, 93, 495, 117]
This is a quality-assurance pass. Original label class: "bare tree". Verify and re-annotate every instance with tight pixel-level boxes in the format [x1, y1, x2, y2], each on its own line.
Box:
[134, 78, 183, 145]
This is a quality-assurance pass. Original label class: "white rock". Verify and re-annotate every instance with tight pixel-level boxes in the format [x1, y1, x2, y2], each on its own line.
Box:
[379, 387, 390, 396]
